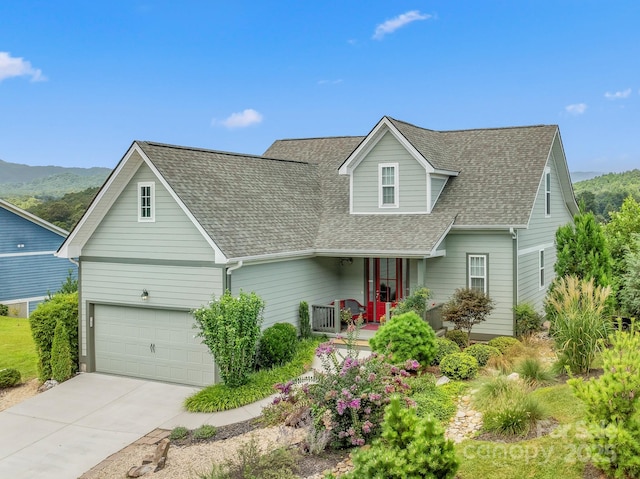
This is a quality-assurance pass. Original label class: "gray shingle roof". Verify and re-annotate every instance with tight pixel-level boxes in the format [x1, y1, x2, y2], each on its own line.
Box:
[136, 142, 320, 258]
[134, 118, 560, 259]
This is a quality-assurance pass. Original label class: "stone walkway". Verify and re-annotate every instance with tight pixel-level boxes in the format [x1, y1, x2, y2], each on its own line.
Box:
[445, 394, 483, 443]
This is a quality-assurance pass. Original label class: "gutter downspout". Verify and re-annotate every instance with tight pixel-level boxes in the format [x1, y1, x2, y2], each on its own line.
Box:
[225, 260, 244, 293]
[510, 228, 518, 336]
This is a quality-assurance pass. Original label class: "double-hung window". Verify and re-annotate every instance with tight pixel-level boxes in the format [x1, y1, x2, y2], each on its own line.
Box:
[468, 254, 488, 294]
[138, 182, 155, 222]
[379, 163, 399, 207]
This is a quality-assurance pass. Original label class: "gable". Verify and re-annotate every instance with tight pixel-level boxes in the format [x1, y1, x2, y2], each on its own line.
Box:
[351, 131, 428, 214]
[83, 162, 216, 262]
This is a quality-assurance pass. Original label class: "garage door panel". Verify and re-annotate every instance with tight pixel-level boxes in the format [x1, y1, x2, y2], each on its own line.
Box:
[94, 305, 215, 387]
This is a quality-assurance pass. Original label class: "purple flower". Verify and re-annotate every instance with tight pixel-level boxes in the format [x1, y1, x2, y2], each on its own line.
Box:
[315, 342, 335, 357]
[390, 366, 400, 374]
[368, 373, 377, 382]
[337, 399, 347, 415]
[405, 359, 420, 370]
[348, 398, 361, 410]
[362, 420, 373, 434]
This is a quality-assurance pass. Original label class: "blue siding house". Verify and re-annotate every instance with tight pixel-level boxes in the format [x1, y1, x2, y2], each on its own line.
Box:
[0, 199, 76, 316]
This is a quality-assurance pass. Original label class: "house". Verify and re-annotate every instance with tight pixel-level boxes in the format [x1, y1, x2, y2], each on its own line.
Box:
[0, 199, 76, 316]
[57, 116, 578, 386]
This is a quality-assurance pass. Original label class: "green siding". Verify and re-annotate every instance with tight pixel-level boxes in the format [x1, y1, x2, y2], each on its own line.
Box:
[79, 260, 223, 359]
[431, 176, 447, 208]
[424, 231, 515, 336]
[231, 257, 355, 330]
[83, 162, 216, 262]
[517, 138, 574, 311]
[352, 132, 427, 213]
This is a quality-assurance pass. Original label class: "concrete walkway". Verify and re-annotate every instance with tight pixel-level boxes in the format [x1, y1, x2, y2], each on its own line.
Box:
[0, 373, 274, 479]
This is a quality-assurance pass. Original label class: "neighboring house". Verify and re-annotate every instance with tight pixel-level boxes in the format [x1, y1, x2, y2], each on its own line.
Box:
[58, 116, 578, 386]
[0, 199, 76, 316]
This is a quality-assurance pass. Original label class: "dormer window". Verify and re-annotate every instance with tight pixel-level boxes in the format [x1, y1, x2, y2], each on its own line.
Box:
[138, 181, 155, 222]
[379, 163, 398, 208]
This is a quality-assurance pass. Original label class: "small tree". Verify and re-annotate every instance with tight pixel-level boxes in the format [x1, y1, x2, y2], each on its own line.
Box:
[30, 292, 79, 380]
[554, 211, 612, 288]
[298, 301, 311, 339]
[193, 290, 264, 387]
[51, 320, 73, 382]
[441, 288, 495, 340]
[619, 235, 640, 318]
[390, 286, 431, 317]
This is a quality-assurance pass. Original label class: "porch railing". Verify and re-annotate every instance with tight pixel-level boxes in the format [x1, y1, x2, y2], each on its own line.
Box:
[311, 301, 342, 334]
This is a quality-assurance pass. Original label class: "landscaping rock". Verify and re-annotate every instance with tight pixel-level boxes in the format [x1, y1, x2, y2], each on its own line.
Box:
[506, 372, 520, 381]
[37, 379, 59, 392]
[436, 375, 451, 386]
[127, 438, 169, 477]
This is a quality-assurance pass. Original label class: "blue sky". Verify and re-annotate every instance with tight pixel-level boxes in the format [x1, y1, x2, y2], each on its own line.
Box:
[1, 1, 638, 173]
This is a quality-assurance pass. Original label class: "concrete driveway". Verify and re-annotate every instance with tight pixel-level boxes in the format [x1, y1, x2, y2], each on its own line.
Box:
[0, 373, 270, 479]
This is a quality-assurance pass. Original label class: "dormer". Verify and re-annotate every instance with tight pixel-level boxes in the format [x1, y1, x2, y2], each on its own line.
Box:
[338, 117, 458, 215]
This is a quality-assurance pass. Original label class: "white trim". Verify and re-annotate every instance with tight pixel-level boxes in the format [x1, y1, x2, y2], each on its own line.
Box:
[539, 249, 545, 290]
[378, 162, 399, 208]
[468, 254, 487, 294]
[0, 250, 57, 258]
[517, 242, 554, 257]
[137, 181, 155, 222]
[452, 224, 528, 231]
[0, 296, 47, 304]
[429, 220, 455, 256]
[350, 210, 429, 215]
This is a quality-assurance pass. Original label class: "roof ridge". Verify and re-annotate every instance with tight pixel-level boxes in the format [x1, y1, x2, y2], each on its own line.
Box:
[138, 141, 311, 166]
[271, 135, 365, 142]
[387, 116, 557, 134]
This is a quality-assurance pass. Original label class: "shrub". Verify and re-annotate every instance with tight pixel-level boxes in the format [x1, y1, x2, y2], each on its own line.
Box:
[51, 320, 73, 382]
[431, 338, 460, 365]
[483, 393, 547, 436]
[487, 336, 521, 354]
[445, 329, 469, 348]
[0, 304, 8, 316]
[413, 386, 457, 423]
[369, 311, 437, 365]
[474, 375, 519, 410]
[442, 288, 495, 337]
[439, 352, 479, 380]
[406, 373, 437, 394]
[0, 368, 21, 388]
[200, 435, 299, 479]
[298, 301, 311, 339]
[29, 292, 78, 380]
[308, 326, 419, 448]
[464, 343, 501, 367]
[342, 396, 459, 479]
[514, 303, 543, 337]
[390, 286, 431, 317]
[516, 357, 556, 387]
[257, 323, 298, 369]
[169, 426, 189, 441]
[545, 275, 611, 374]
[192, 424, 217, 440]
[193, 290, 265, 387]
[569, 324, 640, 478]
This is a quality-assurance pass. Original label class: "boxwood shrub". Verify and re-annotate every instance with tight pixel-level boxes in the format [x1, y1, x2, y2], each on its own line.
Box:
[0, 368, 21, 388]
[257, 322, 298, 369]
[464, 343, 501, 367]
[445, 329, 469, 348]
[487, 336, 521, 354]
[432, 338, 460, 366]
[439, 352, 479, 380]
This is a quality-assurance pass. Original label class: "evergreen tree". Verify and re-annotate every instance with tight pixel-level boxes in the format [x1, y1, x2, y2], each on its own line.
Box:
[604, 196, 640, 295]
[554, 211, 612, 288]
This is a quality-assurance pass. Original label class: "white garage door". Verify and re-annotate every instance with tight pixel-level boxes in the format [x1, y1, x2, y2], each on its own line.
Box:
[94, 305, 215, 387]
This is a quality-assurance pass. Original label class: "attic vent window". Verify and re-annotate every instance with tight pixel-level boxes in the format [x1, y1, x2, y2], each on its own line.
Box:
[138, 182, 155, 222]
[379, 163, 399, 208]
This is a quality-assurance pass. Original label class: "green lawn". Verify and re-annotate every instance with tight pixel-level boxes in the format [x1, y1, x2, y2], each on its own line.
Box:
[0, 316, 38, 381]
[456, 383, 589, 479]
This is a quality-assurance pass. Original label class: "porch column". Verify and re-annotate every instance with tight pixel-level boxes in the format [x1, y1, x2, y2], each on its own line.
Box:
[334, 300, 341, 334]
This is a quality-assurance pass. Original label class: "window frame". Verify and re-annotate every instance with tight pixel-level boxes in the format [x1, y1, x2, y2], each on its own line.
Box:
[467, 253, 488, 294]
[378, 162, 399, 208]
[539, 249, 545, 289]
[544, 167, 551, 217]
[138, 181, 155, 222]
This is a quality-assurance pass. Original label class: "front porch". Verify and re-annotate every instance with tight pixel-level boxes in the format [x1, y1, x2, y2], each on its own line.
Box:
[311, 300, 445, 339]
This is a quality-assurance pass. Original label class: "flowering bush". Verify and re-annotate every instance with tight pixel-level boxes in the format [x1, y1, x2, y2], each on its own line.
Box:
[307, 320, 419, 449]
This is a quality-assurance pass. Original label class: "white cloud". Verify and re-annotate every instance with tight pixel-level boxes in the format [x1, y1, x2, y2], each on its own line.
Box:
[565, 103, 587, 115]
[604, 88, 631, 100]
[214, 109, 263, 128]
[318, 79, 343, 85]
[373, 10, 432, 40]
[0, 52, 46, 82]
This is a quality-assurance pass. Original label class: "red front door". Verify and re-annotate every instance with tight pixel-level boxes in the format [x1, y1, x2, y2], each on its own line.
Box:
[366, 258, 403, 322]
